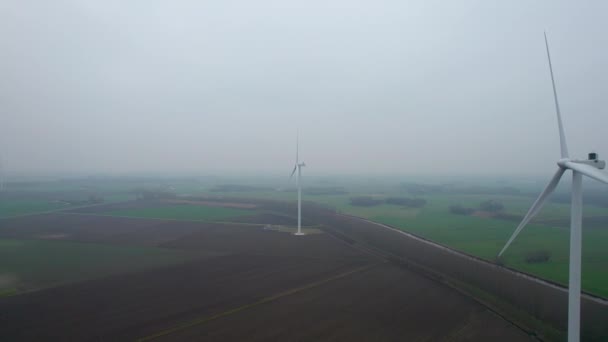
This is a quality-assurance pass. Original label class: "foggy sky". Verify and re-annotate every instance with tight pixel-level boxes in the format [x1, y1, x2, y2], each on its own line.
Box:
[1, 1, 607, 177]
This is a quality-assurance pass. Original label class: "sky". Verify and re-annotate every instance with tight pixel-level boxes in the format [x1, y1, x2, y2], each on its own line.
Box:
[1, 0, 607, 177]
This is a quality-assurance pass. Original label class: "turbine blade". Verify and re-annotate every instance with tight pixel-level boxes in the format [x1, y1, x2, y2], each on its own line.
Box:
[565, 161, 608, 185]
[498, 168, 565, 257]
[544, 32, 569, 158]
[289, 165, 297, 179]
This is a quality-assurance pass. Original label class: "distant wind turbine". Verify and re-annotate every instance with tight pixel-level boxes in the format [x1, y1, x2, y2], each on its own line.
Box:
[498, 33, 608, 342]
[289, 133, 306, 236]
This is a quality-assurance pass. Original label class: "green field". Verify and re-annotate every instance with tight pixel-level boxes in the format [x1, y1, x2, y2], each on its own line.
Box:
[0, 239, 196, 296]
[0, 195, 136, 219]
[0, 200, 72, 218]
[0, 188, 137, 219]
[106, 204, 253, 222]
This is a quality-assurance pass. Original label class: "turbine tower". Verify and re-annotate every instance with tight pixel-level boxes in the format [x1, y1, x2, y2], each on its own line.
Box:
[498, 33, 608, 342]
[290, 133, 306, 236]
[0, 156, 4, 193]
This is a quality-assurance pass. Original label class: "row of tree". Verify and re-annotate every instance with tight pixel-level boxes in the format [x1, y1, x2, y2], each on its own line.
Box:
[350, 196, 427, 208]
[132, 188, 176, 200]
[450, 200, 504, 215]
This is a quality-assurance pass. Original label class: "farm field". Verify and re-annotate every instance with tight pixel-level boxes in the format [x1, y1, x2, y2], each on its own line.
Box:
[4, 175, 607, 298]
[151, 264, 531, 342]
[0, 209, 242, 296]
[0, 199, 534, 341]
[1, 178, 607, 339]
[0, 188, 135, 219]
[204, 188, 608, 298]
[105, 204, 252, 222]
[0, 238, 196, 295]
[0, 199, 71, 218]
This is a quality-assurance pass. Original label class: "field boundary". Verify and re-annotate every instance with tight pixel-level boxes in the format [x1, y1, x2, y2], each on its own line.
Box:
[136, 263, 378, 341]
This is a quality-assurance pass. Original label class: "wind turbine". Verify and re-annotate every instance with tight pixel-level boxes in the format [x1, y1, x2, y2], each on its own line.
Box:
[498, 33, 608, 342]
[289, 133, 306, 236]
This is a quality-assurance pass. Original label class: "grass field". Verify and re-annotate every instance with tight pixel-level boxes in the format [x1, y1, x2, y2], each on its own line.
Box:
[0, 200, 71, 218]
[106, 204, 253, 222]
[0, 238, 196, 295]
[0, 195, 135, 219]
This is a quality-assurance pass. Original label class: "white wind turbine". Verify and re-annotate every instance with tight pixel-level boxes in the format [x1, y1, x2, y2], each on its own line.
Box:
[498, 33, 608, 342]
[289, 133, 306, 236]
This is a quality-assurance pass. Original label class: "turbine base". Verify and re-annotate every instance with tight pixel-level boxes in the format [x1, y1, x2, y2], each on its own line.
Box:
[294, 232, 306, 236]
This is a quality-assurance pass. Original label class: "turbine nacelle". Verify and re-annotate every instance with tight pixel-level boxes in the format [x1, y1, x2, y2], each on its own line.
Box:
[558, 154, 606, 170]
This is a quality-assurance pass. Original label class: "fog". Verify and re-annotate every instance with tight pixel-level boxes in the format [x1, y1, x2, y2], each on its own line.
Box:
[1, 0, 607, 177]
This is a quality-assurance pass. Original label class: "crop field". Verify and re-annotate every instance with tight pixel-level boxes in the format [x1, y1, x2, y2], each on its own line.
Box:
[0, 238, 195, 294]
[0, 199, 534, 341]
[153, 264, 531, 342]
[0, 184, 136, 218]
[1, 178, 606, 340]
[0, 199, 71, 218]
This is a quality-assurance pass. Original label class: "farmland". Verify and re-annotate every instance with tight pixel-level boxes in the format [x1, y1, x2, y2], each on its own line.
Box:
[150, 264, 531, 342]
[0, 196, 534, 341]
[202, 184, 608, 298]
[0, 199, 71, 218]
[4, 175, 607, 298]
[105, 204, 252, 222]
[1, 176, 607, 340]
[0, 238, 195, 294]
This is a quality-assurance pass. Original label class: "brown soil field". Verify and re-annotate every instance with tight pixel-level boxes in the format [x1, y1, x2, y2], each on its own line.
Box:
[0, 201, 537, 341]
[0, 254, 370, 341]
[0, 213, 197, 246]
[0, 212, 328, 250]
[154, 264, 532, 342]
[228, 212, 302, 226]
[160, 226, 361, 260]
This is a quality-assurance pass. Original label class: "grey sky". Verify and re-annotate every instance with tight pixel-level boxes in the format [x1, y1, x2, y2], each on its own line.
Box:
[1, 0, 607, 176]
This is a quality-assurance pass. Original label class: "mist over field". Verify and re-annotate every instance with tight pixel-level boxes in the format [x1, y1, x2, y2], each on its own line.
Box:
[1, 0, 607, 178]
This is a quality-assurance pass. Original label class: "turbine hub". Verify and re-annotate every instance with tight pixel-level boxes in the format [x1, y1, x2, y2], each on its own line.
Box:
[557, 158, 570, 169]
